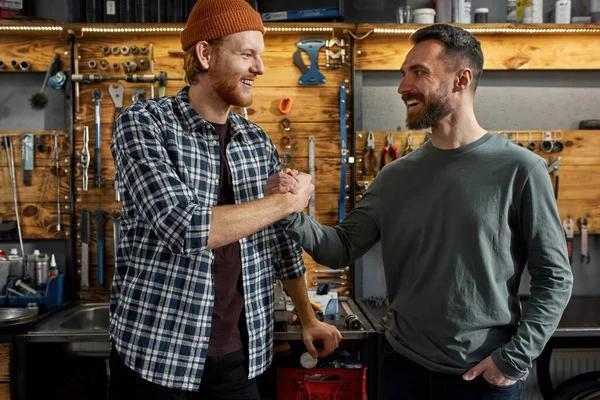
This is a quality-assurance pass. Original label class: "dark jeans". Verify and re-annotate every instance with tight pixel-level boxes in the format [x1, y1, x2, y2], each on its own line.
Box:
[379, 344, 524, 400]
[109, 346, 260, 400]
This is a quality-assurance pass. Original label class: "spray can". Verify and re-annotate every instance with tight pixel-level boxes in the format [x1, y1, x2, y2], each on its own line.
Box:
[34, 253, 49, 291]
[48, 254, 59, 279]
[531, 0, 543, 22]
[7, 248, 23, 278]
[25, 250, 41, 282]
[554, 0, 571, 23]
[436, 0, 453, 23]
[507, 0, 517, 22]
[453, 0, 472, 23]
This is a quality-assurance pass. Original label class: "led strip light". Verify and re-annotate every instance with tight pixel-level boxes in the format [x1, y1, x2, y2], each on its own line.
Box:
[374, 27, 600, 34]
[0, 26, 62, 31]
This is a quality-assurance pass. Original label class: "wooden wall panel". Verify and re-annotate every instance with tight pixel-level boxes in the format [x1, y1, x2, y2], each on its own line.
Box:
[0, 131, 70, 239]
[0, 344, 9, 382]
[356, 130, 600, 234]
[74, 31, 352, 299]
[0, 37, 69, 73]
[354, 24, 600, 71]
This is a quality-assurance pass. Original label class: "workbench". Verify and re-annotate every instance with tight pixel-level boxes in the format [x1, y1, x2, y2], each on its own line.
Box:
[356, 295, 600, 400]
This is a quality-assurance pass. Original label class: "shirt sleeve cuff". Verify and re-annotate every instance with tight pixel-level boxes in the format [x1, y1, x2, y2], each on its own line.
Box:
[491, 347, 529, 381]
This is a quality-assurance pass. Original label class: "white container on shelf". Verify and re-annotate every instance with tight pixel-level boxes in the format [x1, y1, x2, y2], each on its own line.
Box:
[413, 8, 436, 24]
[531, 0, 543, 23]
[555, 0, 572, 23]
[436, 0, 452, 23]
[452, 0, 471, 23]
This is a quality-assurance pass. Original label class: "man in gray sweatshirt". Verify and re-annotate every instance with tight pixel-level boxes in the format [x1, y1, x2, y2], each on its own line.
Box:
[266, 24, 573, 399]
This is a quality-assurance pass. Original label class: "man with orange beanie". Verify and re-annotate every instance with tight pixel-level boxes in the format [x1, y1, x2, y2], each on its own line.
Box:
[108, 1, 342, 398]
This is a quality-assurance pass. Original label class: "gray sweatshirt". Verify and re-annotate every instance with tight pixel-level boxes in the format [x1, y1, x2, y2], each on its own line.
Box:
[279, 133, 572, 380]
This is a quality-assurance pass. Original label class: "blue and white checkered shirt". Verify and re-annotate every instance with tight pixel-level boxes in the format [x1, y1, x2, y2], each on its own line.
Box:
[109, 87, 305, 391]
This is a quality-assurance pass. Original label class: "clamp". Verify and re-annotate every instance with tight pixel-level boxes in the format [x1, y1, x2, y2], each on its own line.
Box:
[81, 126, 90, 191]
[293, 38, 326, 85]
[281, 135, 292, 149]
[381, 133, 398, 169]
[282, 152, 292, 167]
[362, 131, 378, 177]
[403, 134, 414, 156]
[278, 97, 293, 115]
[577, 218, 591, 264]
[547, 157, 561, 200]
[280, 118, 291, 132]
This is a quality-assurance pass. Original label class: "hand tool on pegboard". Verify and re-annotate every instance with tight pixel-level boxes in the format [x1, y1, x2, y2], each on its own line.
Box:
[308, 136, 316, 219]
[29, 53, 60, 111]
[93, 88, 103, 188]
[3, 136, 24, 258]
[578, 217, 591, 264]
[108, 83, 125, 129]
[402, 133, 414, 156]
[109, 209, 122, 265]
[381, 133, 398, 169]
[81, 208, 90, 289]
[341, 301, 365, 331]
[547, 157, 561, 200]
[20, 132, 34, 186]
[326, 38, 345, 69]
[132, 88, 146, 103]
[36, 133, 61, 219]
[362, 131, 378, 177]
[54, 134, 61, 231]
[81, 126, 90, 192]
[293, 38, 326, 85]
[562, 216, 574, 264]
[314, 268, 349, 274]
[278, 97, 293, 115]
[338, 84, 348, 224]
[94, 209, 107, 285]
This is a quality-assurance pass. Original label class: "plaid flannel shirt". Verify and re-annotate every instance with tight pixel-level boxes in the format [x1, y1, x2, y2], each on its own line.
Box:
[109, 87, 305, 391]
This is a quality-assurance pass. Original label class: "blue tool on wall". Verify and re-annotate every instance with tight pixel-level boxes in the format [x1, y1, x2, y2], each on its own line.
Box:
[293, 38, 326, 85]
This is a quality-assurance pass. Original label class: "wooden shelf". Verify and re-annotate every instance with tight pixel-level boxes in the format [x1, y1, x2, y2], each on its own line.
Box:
[353, 23, 600, 70]
[0, 19, 64, 36]
[354, 23, 600, 36]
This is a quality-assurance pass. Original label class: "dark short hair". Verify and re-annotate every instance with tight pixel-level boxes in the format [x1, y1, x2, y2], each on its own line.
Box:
[410, 24, 484, 92]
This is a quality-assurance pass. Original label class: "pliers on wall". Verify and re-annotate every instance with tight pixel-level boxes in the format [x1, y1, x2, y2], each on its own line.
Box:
[381, 133, 398, 169]
[362, 131, 378, 177]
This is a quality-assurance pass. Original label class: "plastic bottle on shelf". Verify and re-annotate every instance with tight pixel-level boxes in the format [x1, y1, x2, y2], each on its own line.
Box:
[7, 248, 23, 278]
[435, 0, 453, 23]
[48, 254, 59, 279]
[507, 0, 518, 22]
[25, 250, 40, 282]
[452, 0, 472, 23]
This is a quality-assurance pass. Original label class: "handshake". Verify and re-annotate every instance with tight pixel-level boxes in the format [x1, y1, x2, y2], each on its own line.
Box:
[264, 169, 314, 215]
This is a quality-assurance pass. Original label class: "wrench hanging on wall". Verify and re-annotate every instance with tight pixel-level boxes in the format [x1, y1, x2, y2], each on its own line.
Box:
[94, 209, 107, 285]
[81, 126, 90, 191]
[338, 84, 347, 223]
[81, 208, 90, 289]
[3, 137, 25, 258]
[109, 209, 122, 265]
[93, 88, 103, 188]
[20, 132, 34, 186]
[308, 136, 316, 219]
[54, 134, 61, 231]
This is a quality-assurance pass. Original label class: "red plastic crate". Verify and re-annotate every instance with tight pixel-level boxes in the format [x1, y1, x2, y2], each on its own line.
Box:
[277, 367, 366, 400]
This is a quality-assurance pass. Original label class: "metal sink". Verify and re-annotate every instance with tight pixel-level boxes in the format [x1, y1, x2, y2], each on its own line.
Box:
[26, 302, 111, 357]
[59, 304, 109, 330]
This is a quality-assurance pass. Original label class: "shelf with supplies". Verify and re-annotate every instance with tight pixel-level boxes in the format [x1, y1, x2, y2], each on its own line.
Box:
[352, 23, 600, 70]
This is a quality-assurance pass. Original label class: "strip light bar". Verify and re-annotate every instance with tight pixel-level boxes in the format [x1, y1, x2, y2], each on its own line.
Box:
[0, 26, 62, 31]
[82, 27, 182, 33]
[375, 27, 600, 34]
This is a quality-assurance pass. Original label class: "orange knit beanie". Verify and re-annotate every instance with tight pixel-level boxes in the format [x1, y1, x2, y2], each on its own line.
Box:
[181, 0, 265, 51]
